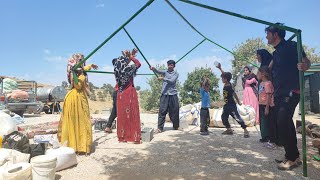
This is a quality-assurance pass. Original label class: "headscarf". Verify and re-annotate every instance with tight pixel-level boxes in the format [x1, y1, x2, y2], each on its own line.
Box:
[67, 53, 87, 86]
[257, 49, 272, 67]
[113, 56, 138, 92]
[242, 66, 258, 86]
[242, 66, 258, 97]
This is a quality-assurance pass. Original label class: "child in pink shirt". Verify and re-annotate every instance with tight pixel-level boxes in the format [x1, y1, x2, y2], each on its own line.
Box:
[257, 66, 276, 149]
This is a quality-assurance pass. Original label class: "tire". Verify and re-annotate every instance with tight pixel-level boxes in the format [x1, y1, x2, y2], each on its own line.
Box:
[13, 110, 24, 117]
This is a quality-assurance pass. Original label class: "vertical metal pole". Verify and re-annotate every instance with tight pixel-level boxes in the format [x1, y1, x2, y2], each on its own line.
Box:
[297, 30, 307, 177]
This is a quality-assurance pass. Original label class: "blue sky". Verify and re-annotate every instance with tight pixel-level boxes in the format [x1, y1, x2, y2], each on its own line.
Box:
[1, 0, 319, 90]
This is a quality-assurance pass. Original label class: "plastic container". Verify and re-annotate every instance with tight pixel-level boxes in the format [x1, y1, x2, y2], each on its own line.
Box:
[30, 155, 57, 180]
[214, 61, 220, 67]
[2, 162, 32, 180]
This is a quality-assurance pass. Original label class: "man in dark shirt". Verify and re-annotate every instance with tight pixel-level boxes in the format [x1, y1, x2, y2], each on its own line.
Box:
[265, 23, 311, 170]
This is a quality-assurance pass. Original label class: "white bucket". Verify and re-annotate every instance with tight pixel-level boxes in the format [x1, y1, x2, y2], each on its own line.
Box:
[2, 162, 32, 180]
[30, 155, 57, 180]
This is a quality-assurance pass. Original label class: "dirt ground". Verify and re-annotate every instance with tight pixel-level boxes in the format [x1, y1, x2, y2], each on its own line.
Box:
[20, 112, 320, 180]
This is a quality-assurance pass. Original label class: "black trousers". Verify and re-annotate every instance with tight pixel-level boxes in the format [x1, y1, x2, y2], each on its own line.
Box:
[274, 93, 300, 161]
[157, 94, 179, 130]
[221, 104, 246, 129]
[259, 105, 277, 143]
[106, 91, 117, 128]
[200, 108, 210, 132]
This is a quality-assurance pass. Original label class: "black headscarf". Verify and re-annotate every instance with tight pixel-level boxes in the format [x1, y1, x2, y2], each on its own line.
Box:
[113, 56, 138, 92]
[257, 49, 272, 67]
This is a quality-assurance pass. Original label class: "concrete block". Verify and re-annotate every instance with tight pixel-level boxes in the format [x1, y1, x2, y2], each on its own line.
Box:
[141, 127, 154, 142]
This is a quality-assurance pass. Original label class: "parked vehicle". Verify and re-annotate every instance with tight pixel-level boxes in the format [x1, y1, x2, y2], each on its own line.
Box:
[0, 78, 43, 116]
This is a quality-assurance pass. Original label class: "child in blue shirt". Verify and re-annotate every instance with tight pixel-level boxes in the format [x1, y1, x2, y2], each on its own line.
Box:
[200, 76, 211, 135]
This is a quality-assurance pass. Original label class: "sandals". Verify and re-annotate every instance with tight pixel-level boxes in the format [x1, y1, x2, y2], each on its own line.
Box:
[243, 129, 250, 138]
[104, 127, 112, 133]
[154, 129, 163, 134]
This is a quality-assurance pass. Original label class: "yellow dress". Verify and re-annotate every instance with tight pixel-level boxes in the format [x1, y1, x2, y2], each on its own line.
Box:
[58, 65, 92, 153]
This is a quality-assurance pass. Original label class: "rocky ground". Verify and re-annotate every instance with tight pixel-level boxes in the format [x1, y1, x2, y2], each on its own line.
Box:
[19, 113, 320, 180]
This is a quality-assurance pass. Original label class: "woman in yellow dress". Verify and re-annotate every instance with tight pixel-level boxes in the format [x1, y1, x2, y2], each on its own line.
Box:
[58, 53, 98, 154]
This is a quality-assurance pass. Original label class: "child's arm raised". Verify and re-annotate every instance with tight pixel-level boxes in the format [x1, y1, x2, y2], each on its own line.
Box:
[215, 63, 225, 74]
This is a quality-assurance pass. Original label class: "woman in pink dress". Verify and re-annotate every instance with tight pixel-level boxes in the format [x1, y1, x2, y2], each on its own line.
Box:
[242, 66, 259, 124]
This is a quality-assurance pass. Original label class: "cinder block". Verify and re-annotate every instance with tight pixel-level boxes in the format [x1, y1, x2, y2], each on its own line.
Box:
[141, 127, 154, 142]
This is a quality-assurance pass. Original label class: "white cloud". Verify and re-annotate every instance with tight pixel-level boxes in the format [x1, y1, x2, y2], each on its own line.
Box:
[210, 48, 225, 53]
[44, 49, 51, 55]
[96, 3, 104, 8]
[101, 64, 114, 72]
[43, 49, 68, 63]
[44, 55, 66, 63]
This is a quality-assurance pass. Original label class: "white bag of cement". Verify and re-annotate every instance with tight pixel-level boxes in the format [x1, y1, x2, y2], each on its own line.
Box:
[0, 111, 17, 136]
[45, 147, 77, 171]
[209, 104, 256, 127]
[0, 149, 30, 168]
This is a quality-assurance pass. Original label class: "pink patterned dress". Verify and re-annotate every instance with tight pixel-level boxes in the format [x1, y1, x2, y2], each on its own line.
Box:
[243, 78, 259, 124]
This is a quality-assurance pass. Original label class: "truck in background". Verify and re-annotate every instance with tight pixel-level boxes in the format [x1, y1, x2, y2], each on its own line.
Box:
[0, 77, 43, 116]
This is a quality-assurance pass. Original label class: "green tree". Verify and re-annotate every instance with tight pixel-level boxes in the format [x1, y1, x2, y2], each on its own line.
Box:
[180, 67, 220, 105]
[97, 91, 104, 101]
[61, 81, 68, 88]
[88, 82, 98, 92]
[101, 83, 114, 95]
[303, 45, 320, 63]
[231, 38, 320, 82]
[90, 94, 97, 101]
[231, 38, 273, 82]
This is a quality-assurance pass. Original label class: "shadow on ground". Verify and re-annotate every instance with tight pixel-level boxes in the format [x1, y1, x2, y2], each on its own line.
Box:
[94, 126, 319, 180]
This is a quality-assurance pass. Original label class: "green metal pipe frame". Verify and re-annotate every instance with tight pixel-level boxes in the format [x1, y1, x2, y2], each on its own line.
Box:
[165, 0, 258, 68]
[85, 70, 154, 76]
[178, 0, 299, 33]
[176, 38, 206, 64]
[72, 0, 155, 83]
[68, 1, 312, 175]
[173, 0, 309, 176]
[288, 33, 297, 41]
[123, 27, 158, 77]
[298, 30, 308, 177]
[308, 65, 320, 69]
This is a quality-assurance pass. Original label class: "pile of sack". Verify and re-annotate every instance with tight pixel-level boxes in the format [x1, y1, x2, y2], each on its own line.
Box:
[1, 79, 18, 93]
[210, 104, 256, 127]
[0, 111, 78, 179]
[177, 102, 256, 128]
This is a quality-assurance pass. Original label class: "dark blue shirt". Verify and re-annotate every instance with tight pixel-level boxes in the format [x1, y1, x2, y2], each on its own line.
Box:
[272, 40, 306, 97]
